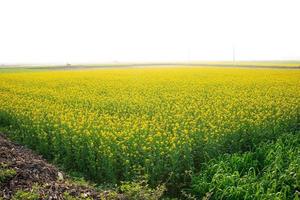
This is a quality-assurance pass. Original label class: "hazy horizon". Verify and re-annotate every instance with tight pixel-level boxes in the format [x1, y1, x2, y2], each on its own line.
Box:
[2, 60, 300, 66]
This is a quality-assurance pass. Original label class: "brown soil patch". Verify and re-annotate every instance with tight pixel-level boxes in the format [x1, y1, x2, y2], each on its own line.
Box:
[0, 133, 122, 199]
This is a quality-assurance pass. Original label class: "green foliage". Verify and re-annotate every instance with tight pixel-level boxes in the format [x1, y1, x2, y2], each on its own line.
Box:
[0, 163, 16, 183]
[63, 192, 93, 200]
[191, 132, 300, 200]
[12, 190, 39, 200]
[119, 176, 166, 200]
[11, 184, 42, 200]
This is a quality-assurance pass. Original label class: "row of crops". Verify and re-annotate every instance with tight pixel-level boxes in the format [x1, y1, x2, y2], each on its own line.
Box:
[0, 67, 299, 197]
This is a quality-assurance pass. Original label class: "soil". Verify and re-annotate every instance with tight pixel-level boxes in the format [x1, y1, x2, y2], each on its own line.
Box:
[0, 133, 122, 199]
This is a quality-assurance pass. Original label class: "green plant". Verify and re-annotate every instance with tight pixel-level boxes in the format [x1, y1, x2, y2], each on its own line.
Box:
[191, 132, 300, 199]
[0, 165, 16, 183]
[120, 177, 166, 200]
[12, 190, 39, 200]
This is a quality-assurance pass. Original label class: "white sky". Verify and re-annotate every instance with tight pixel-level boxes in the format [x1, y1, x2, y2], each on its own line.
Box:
[0, 0, 300, 64]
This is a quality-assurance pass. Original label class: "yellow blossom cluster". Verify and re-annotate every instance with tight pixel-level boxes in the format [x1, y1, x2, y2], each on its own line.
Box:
[0, 67, 299, 184]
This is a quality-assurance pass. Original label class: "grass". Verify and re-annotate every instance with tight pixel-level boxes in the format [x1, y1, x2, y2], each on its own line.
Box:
[191, 131, 300, 199]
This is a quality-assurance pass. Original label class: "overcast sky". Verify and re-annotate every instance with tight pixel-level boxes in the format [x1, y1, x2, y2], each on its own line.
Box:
[0, 0, 299, 64]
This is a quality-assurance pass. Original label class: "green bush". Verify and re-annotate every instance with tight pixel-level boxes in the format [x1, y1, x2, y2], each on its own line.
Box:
[191, 132, 300, 199]
[119, 176, 166, 200]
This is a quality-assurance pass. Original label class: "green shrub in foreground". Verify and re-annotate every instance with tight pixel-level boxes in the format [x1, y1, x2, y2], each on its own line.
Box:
[191, 132, 300, 200]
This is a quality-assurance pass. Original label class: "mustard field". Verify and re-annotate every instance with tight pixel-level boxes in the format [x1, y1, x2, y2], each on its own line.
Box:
[0, 67, 299, 198]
